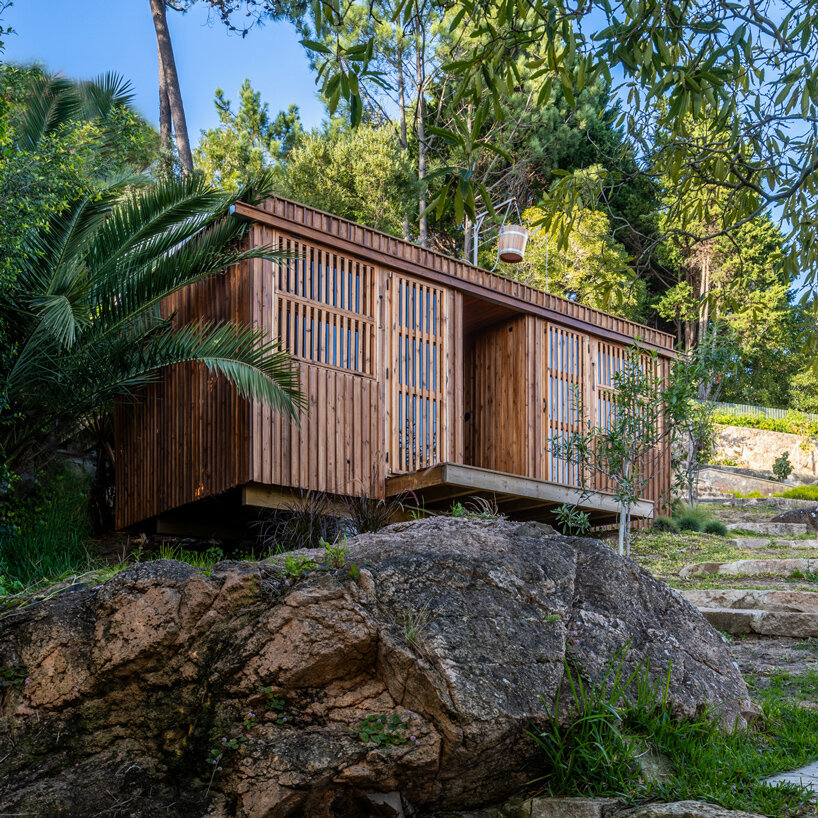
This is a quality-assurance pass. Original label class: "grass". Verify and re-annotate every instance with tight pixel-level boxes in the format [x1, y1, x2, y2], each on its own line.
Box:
[529, 650, 818, 817]
[776, 485, 818, 501]
[629, 529, 815, 582]
[0, 467, 96, 589]
[748, 669, 818, 702]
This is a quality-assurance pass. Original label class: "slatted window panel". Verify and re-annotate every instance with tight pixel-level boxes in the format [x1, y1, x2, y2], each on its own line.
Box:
[596, 341, 627, 433]
[275, 237, 375, 376]
[391, 274, 447, 472]
[546, 325, 585, 486]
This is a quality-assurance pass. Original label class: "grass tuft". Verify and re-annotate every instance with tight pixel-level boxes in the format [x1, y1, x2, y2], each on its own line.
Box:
[529, 649, 818, 816]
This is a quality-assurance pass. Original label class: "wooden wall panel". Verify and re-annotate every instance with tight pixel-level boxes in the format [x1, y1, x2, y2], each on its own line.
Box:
[248, 226, 386, 498]
[386, 273, 457, 474]
[466, 315, 542, 478]
[114, 253, 252, 530]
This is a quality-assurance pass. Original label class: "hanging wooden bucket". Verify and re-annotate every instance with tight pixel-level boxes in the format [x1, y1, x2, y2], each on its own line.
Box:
[498, 224, 529, 263]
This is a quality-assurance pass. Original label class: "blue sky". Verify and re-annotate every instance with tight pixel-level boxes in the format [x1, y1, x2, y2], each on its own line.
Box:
[2, 1, 327, 139]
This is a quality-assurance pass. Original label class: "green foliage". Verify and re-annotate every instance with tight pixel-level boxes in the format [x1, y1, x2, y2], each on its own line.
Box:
[776, 485, 818, 501]
[500, 204, 647, 322]
[550, 344, 669, 556]
[714, 411, 818, 439]
[553, 503, 592, 536]
[530, 651, 818, 815]
[789, 369, 818, 415]
[280, 124, 415, 235]
[773, 452, 794, 482]
[0, 661, 27, 691]
[676, 514, 703, 533]
[194, 80, 304, 190]
[282, 554, 318, 579]
[703, 520, 728, 537]
[154, 543, 225, 573]
[259, 687, 290, 724]
[652, 516, 679, 533]
[0, 465, 94, 588]
[321, 537, 349, 569]
[354, 713, 414, 747]
[1, 171, 302, 475]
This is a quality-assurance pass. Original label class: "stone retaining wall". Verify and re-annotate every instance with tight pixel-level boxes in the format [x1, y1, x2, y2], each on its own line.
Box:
[716, 425, 818, 480]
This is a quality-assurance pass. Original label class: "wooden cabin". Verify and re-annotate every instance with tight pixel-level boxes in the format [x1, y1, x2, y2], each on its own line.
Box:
[114, 196, 675, 536]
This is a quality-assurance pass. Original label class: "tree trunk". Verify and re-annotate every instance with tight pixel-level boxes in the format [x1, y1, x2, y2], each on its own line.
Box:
[397, 48, 411, 241]
[157, 44, 173, 176]
[149, 0, 193, 174]
[415, 27, 428, 248]
[617, 506, 626, 557]
[464, 216, 473, 262]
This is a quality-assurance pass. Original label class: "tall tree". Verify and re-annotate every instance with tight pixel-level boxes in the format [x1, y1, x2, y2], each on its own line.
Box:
[149, 0, 194, 173]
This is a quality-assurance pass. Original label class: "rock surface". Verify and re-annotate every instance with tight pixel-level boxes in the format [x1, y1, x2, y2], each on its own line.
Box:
[772, 505, 818, 532]
[0, 518, 754, 817]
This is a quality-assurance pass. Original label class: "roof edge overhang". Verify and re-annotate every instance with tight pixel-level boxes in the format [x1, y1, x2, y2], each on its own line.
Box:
[232, 197, 677, 357]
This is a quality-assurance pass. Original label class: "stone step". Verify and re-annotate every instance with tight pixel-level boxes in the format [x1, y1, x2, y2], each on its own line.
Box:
[726, 522, 812, 537]
[681, 588, 818, 612]
[728, 537, 818, 549]
[698, 607, 818, 637]
[679, 558, 818, 578]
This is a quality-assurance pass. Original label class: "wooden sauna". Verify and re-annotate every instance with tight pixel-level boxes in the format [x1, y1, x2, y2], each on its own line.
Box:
[115, 196, 675, 533]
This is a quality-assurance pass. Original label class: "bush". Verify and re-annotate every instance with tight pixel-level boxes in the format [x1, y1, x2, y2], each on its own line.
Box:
[652, 516, 679, 533]
[776, 485, 818, 501]
[773, 451, 793, 482]
[703, 520, 729, 536]
[0, 465, 93, 588]
[714, 410, 818, 439]
[676, 514, 703, 532]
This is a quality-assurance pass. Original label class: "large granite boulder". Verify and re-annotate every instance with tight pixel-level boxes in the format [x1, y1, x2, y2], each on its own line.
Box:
[0, 518, 754, 817]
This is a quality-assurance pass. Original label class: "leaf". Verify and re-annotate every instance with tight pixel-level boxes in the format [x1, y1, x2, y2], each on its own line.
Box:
[300, 38, 332, 55]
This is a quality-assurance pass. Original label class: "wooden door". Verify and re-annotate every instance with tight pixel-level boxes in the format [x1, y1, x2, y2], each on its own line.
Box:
[386, 272, 456, 474]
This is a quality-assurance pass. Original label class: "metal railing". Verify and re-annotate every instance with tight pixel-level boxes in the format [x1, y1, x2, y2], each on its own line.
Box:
[712, 401, 818, 423]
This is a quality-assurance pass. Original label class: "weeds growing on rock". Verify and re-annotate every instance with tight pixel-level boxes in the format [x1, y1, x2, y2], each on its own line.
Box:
[0, 661, 27, 691]
[354, 712, 418, 747]
[553, 503, 592, 536]
[259, 687, 290, 725]
[449, 497, 504, 520]
[398, 601, 433, 646]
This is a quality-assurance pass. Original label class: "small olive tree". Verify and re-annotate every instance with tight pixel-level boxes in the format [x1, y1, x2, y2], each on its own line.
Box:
[667, 330, 733, 506]
[549, 344, 673, 557]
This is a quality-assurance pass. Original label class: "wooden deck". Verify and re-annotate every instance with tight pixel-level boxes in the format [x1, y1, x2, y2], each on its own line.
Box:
[386, 462, 653, 524]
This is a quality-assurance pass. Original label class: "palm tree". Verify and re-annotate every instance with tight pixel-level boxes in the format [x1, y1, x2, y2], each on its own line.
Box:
[1, 171, 302, 474]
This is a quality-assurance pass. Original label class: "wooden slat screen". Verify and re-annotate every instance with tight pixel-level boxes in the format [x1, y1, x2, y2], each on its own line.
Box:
[389, 274, 449, 473]
[545, 324, 586, 486]
[275, 236, 375, 376]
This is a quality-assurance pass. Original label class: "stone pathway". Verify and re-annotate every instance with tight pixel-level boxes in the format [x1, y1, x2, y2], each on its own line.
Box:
[679, 558, 818, 579]
[728, 537, 818, 550]
[765, 760, 818, 794]
[727, 522, 812, 537]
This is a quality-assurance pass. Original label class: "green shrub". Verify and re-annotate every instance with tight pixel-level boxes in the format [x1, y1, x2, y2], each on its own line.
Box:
[775, 485, 818, 501]
[703, 520, 729, 536]
[0, 465, 93, 588]
[714, 410, 818, 439]
[676, 514, 703, 532]
[729, 490, 765, 499]
[673, 504, 714, 532]
[652, 516, 679, 533]
[773, 452, 794, 482]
